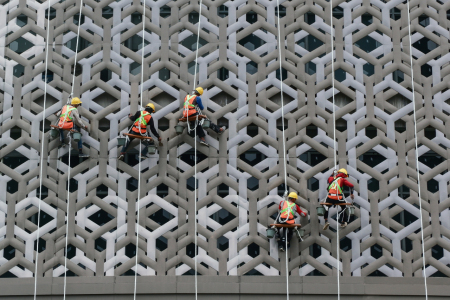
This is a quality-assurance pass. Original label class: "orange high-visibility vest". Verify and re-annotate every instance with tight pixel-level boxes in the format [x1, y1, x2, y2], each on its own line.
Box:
[280, 201, 296, 224]
[183, 95, 197, 117]
[328, 177, 344, 200]
[58, 105, 77, 130]
[132, 111, 152, 134]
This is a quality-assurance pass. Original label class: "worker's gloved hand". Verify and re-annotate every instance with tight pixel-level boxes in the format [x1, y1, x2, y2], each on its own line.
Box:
[350, 194, 354, 200]
[84, 126, 89, 132]
[158, 137, 162, 141]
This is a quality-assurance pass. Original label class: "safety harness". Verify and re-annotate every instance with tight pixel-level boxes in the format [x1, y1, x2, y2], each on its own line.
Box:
[327, 177, 344, 199]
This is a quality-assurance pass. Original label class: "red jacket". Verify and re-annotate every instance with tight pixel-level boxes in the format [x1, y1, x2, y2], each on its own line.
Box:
[278, 201, 307, 217]
[328, 173, 354, 192]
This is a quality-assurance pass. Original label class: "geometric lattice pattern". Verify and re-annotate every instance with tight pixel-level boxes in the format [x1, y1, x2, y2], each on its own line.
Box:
[1, 0, 450, 281]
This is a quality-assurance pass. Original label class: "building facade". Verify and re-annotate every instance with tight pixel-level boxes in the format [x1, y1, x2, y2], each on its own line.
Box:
[0, 0, 449, 298]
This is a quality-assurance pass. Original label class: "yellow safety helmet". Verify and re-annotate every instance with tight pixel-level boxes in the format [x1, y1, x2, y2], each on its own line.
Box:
[146, 103, 155, 112]
[71, 97, 82, 105]
[195, 87, 204, 95]
[288, 192, 298, 200]
[338, 168, 348, 177]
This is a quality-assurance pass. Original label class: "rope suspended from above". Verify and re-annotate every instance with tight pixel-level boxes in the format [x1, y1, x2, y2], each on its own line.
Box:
[133, 0, 148, 299]
[405, 1, 428, 299]
[63, 1, 84, 299]
[275, 0, 289, 298]
[34, 0, 53, 298]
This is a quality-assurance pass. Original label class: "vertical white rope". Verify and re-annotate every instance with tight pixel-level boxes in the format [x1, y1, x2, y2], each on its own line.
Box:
[285, 229, 289, 299]
[133, 1, 147, 299]
[192, 2, 203, 299]
[275, 3, 288, 298]
[405, 2, 428, 299]
[62, 137, 72, 300]
[70, 0, 84, 97]
[63, 1, 83, 299]
[329, 1, 340, 299]
[34, 0, 53, 298]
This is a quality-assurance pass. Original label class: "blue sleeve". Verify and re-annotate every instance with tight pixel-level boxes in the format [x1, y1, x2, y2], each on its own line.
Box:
[196, 96, 204, 110]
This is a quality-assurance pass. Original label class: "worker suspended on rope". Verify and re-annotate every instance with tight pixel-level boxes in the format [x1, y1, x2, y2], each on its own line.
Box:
[181, 87, 224, 147]
[118, 103, 161, 161]
[55, 97, 89, 157]
[322, 168, 354, 230]
[276, 192, 307, 252]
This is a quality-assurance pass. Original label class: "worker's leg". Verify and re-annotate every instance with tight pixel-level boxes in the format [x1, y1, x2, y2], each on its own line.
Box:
[193, 124, 209, 145]
[208, 122, 224, 134]
[323, 204, 331, 221]
[286, 228, 294, 247]
[338, 205, 347, 226]
[323, 198, 337, 230]
[141, 140, 149, 157]
[59, 129, 65, 143]
[195, 124, 206, 139]
[73, 125, 83, 150]
[278, 227, 286, 251]
[121, 137, 135, 154]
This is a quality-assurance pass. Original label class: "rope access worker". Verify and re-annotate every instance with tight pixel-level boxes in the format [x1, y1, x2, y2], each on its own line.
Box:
[182, 87, 224, 146]
[322, 168, 354, 230]
[276, 192, 307, 252]
[118, 103, 161, 161]
[55, 97, 89, 158]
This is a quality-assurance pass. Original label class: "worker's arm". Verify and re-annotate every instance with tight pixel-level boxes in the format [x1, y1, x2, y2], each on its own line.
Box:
[72, 109, 87, 129]
[54, 109, 62, 116]
[342, 178, 355, 199]
[196, 96, 205, 110]
[295, 205, 307, 217]
[129, 111, 140, 122]
[147, 118, 160, 139]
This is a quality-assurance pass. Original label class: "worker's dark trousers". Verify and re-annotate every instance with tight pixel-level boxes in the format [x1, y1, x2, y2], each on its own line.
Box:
[185, 113, 221, 138]
[276, 221, 294, 247]
[59, 124, 82, 149]
[121, 136, 150, 156]
[189, 123, 206, 138]
[323, 198, 347, 224]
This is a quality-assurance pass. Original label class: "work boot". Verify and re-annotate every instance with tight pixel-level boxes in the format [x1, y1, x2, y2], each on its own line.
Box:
[79, 153, 89, 158]
[199, 140, 209, 146]
[340, 222, 347, 228]
[278, 244, 285, 252]
[323, 222, 330, 230]
[140, 155, 148, 159]
[60, 140, 67, 147]
[118, 153, 125, 161]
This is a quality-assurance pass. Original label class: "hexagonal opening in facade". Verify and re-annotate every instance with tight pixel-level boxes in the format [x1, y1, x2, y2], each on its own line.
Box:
[88, 208, 115, 227]
[412, 37, 438, 54]
[65, 36, 92, 53]
[240, 147, 266, 167]
[122, 34, 149, 52]
[246, 11, 257, 24]
[238, 33, 266, 51]
[297, 35, 324, 52]
[354, 35, 381, 53]
[180, 33, 207, 51]
[246, 61, 258, 75]
[16, 14, 27, 27]
[358, 149, 386, 168]
[13, 64, 24, 78]
[418, 150, 444, 169]
[149, 206, 175, 226]
[8, 37, 34, 54]
[210, 208, 236, 226]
